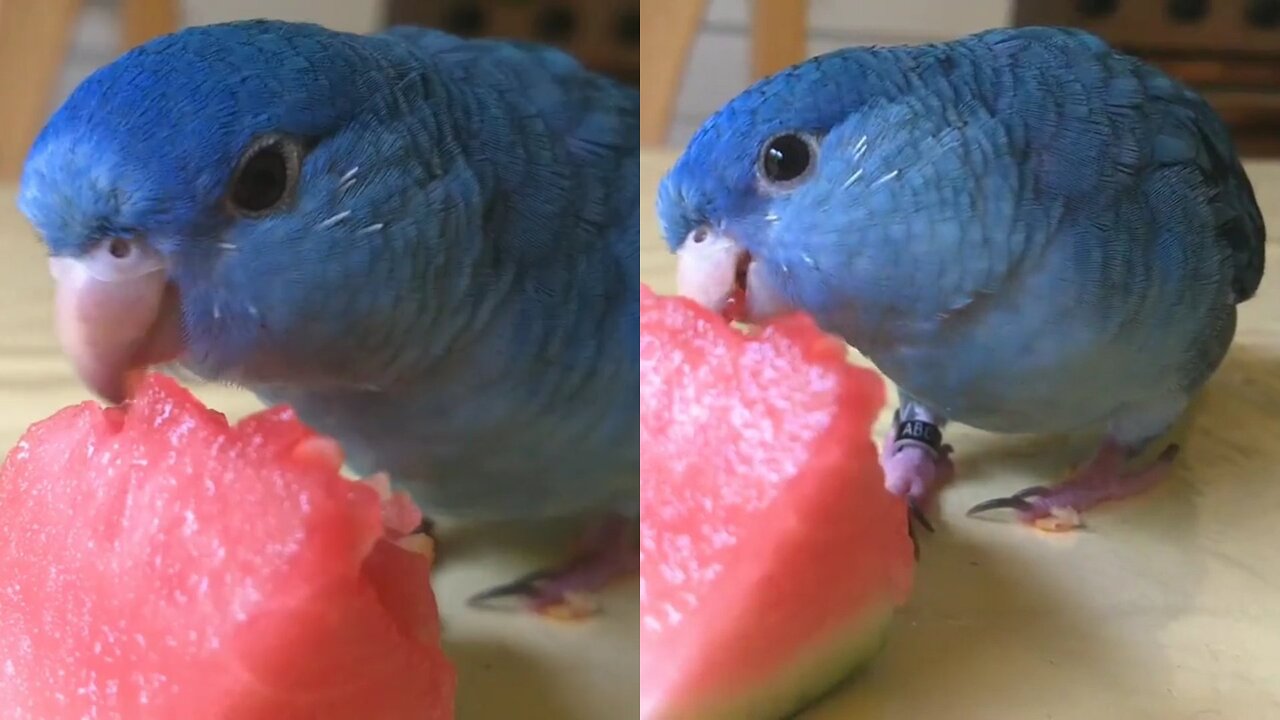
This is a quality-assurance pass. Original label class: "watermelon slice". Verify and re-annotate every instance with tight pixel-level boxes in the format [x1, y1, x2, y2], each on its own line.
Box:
[639, 285, 915, 720]
[0, 374, 455, 720]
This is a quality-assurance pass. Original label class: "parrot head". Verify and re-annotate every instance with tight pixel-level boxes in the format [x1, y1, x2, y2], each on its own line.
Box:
[658, 51, 908, 330]
[19, 20, 463, 402]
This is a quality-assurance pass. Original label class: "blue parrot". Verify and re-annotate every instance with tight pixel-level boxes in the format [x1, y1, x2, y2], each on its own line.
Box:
[19, 20, 639, 614]
[658, 27, 1264, 530]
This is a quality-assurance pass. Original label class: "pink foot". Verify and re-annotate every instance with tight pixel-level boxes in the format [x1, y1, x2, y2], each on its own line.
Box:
[467, 514, 638, 620]
[881, 434, 956, 503]
[292, 440, 443, 553]
[967, 441, 1180, 531]
[881, 422, 955, 533]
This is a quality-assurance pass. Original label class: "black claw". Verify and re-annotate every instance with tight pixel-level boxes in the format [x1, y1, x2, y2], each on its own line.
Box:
[906, 501, 934, 562]
[966, 495, 1036, 517]
[966, 485, 1054, 517]
[466, 568, 556, 610]
[412, 516, 437, 539]
[908, 519, 921, 561]
[908, 501, 935, 533]
[1011, 485, 1050, 500]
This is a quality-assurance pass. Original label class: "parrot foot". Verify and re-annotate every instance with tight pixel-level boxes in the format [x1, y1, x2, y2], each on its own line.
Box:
[466, 514, 638, 621]
[358, 471, 438, 538]
[967, 441, 1180, 531]
[350, 469, 443, 562]
[881, 420, 953, 539]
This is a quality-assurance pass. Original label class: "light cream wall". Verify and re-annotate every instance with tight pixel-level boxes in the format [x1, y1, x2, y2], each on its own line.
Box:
[57, 0, 387, 103]
[670, 0, 1013, 146]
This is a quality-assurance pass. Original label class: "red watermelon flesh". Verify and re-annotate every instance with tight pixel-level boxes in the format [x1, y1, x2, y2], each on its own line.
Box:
[0, 373, 455, 720]
[640, 285, 915, 720]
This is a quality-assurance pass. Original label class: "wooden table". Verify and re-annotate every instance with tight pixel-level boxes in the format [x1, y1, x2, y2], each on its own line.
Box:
[0, 188, 639, 717]
[641, 148, 1280, 719]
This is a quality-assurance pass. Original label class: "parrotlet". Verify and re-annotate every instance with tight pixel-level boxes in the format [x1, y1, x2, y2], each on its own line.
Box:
[658, 27, 1264, 529]
[19, 20, 639, 614]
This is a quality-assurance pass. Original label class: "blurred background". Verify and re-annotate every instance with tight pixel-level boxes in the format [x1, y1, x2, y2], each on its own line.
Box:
[642, 0, 1280, 155]
[0, 0, 639, 182]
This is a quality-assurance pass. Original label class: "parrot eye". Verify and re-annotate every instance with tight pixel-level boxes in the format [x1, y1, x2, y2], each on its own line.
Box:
[228, 135, 302, 217]
[759, 133, 815, 187]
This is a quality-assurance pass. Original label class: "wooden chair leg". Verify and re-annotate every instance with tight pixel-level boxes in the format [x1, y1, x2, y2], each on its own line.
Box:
[751, 0, 808, 82]
[640, 0, 708, 147]
[0, 0, 83, 181]
[120, 0, 180, 52]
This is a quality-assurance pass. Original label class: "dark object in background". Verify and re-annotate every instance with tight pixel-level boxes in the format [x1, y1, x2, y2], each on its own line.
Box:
[1015, 0, 1280, 156]
[384, 0, 639, 87]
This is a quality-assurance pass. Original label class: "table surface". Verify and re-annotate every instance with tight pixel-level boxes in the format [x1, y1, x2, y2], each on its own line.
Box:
[640, 148, 1280, 720]
[0, 189, 639, 719]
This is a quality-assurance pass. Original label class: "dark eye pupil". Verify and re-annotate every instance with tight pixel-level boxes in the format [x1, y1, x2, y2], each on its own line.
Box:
[762, 134, 811, 183]
[232, 145, 289, 213]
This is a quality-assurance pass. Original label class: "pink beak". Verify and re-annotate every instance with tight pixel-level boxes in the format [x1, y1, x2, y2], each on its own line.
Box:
[49, 247, 185, 404]
[675, 229, 791, 322]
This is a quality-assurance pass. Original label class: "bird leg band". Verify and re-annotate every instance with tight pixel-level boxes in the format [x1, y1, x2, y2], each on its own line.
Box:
[893, 417, 944, 457]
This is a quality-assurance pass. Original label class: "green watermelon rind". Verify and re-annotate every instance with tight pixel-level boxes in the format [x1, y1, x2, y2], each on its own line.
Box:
[660, 602, 896, 720]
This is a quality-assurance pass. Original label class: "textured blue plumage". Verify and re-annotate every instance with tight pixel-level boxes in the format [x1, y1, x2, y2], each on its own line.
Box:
[660, 27, 1263, 444]
[20, 20, 638, 521]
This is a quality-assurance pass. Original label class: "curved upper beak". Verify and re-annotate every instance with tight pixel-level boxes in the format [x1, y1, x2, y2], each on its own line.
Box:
[675, 228, 792, 323]
[49, 257, 184, 404]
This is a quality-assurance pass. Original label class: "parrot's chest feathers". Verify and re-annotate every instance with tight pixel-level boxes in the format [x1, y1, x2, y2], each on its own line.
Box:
[842, 204, 1244, 436]
[255, 360, 636, 521]
[852, 275, 1181, 435]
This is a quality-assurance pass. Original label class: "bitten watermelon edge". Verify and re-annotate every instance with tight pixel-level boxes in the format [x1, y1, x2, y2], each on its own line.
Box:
[640, 284, 916, 720]
[0, 373, 456, 720]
